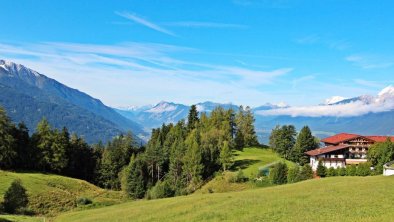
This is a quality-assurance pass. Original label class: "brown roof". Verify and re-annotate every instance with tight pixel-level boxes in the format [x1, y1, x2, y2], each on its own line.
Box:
[305, 144, 350, 156]
[321, 133, 360, 144]
[366, 136, 394, 143]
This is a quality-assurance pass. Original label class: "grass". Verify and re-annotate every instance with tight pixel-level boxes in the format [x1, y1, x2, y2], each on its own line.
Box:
[55, 176, 394, 222]
[0, 215, 44, 222]
[232, 147, 294, 177]
[198, 147, 293, 194]
[0, 171, 124, 216]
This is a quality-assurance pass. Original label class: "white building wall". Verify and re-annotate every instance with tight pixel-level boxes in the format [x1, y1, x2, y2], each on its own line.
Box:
[310, 156, 345, 170]
[383, 168, 394, 176]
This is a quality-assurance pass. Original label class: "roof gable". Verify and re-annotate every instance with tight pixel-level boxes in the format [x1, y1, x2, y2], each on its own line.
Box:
[321, 133, 361, 144]
[305, 144, 350, 156]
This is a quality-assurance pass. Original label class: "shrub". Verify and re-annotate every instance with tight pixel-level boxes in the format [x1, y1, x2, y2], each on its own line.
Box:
[316, 161, 327, 177]
[269, 162, 288, 185]
[337, 167, 347, 176]
[235, 170, 248, 183]
[298, 164, 313, 181]
[346, 165, 357, 176]
[356, 163, 372, 176]
[76, 197, 92, 206]
[3, 179, 29, 214]
[326, 167, 337, 177]
[287, 165, 300, 183]
[146, 180, 174, 200]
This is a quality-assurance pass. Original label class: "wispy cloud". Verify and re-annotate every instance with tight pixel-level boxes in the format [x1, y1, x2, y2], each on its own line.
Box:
[354, 79, 385, 88]
[346, 54, 394, 69]
[115, 11, 176, 37]
[292, 75, 315, 88]
[164, 21, 248, 29]
[0, 41, 292, 106]
[295, 35, 351, 51]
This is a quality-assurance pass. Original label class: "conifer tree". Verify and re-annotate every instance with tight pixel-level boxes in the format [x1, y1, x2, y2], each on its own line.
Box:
[182, 130, 203, 192]
[0, 106, 16, 169]
[293, 126, 318, 165]
[219, 140, 233, 171]
[3, 179, 28, 214]
[187, 105, 199, 131]
[125, 155, 147, 199]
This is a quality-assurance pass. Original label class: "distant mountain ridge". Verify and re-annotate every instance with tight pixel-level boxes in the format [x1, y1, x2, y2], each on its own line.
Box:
[117, 87, 394, 143]
[0, 60, 146, 143]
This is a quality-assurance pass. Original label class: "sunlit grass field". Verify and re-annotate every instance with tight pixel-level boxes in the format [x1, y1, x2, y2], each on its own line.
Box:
[0, 171, 124, 217]
[55, 175, 394, 222]
[198, 147, 293, 193]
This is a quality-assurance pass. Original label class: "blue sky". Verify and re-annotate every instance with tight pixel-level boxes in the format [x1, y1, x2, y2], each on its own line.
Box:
[1, 0, 394, 107]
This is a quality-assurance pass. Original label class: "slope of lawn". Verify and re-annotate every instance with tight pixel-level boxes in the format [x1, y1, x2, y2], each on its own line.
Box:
[0, 215, 44, 222]
[56, 175, 394, 222]
[198, 147, 294, 193]
[0, 171, 124, 216]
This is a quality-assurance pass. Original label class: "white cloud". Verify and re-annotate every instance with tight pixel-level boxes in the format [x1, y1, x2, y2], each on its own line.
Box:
[257, 86, 394, 117]
[116, 11, 176, 37]
[0, 41, 292, 107]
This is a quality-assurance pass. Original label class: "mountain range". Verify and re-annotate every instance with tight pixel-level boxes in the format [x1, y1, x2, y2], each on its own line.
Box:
[2, 59, 394, 145]
[117, 86, 394, 143]
[0, 60, 146, 143]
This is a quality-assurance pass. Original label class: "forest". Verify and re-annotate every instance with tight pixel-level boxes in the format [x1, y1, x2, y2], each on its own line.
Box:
[0, 105, 258, 199]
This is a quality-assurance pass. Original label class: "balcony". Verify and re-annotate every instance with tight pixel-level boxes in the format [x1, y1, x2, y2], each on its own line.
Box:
[345, 159, 367, 165]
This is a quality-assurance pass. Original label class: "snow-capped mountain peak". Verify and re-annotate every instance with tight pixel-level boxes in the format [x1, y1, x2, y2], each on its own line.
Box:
[147, 101, 179, 113]
[0, 59, 41, 77]
[324, 96, 347, 105]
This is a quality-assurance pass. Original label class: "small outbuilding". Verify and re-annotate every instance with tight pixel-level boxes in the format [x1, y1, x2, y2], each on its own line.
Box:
[383, 161, 394, 176]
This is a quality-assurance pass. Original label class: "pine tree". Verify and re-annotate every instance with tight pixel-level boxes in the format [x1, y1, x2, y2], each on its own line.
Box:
[243, 106, 259, 147]
[34, 118, 54, 171]
[293, 126, 318, 165]
[182, 130, 203, 192]
[219, 140, 233, 171]
[3, 179, 29, 214]
[269, 125, 296, 160]
[187, 105, 199, 131]
[125, 155, 147, 199]
[0, 106, 16, 169]
[10, 122, 31, 169]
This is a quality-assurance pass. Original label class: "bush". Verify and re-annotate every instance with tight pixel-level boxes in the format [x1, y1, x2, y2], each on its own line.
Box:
[76, 197, 92, 206]
[3, 179, 29, 214]
[326, 167, 337, 177]
[337, 167, 346, 176]
[298, 164, 313, 181]
[346, 165, 357, 176]
[356, 163, 372, 176]
[146, 180, 174, 200]
[287, 165, 300, 183]
[316, 161, 327, 177]
[230, 170, 248, 183]
[269, 162, 288, 185]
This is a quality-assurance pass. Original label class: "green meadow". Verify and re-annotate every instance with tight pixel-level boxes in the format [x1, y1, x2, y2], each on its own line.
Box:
[55, 176, 394, 222]
[0, 171, 124, 217]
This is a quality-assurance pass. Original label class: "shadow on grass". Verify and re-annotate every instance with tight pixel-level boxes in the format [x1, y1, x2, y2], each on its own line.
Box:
[231, 159, 260, 171]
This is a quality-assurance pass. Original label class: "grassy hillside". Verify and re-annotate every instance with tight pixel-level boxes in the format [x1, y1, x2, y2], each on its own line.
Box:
[56, 176, 394, 222]
[0, 171, 124, 216]
[198, 147, 293, 193]
[0, 215, 44, 222]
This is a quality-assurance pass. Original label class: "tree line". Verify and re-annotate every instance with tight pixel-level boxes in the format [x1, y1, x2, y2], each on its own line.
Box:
[0, 104, 259, 199]
[122, 105, 259, 199]
[269, 125, 319, 165]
